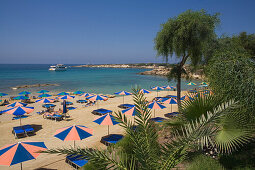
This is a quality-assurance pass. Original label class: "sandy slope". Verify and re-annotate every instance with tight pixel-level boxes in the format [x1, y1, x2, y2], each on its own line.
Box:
[0, 90, 186, 170]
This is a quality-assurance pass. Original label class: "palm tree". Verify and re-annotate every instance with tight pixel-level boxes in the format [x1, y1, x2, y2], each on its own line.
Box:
[43, 89, 245, 169]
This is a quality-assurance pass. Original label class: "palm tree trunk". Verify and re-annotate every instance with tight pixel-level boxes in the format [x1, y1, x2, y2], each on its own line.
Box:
[176, 67, 182, 107]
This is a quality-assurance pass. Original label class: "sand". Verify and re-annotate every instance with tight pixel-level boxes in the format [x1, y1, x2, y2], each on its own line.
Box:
[0, 90, 185, 170]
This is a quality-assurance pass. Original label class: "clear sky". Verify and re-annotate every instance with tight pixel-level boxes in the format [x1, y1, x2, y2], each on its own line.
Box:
[0, 0, 254, 64]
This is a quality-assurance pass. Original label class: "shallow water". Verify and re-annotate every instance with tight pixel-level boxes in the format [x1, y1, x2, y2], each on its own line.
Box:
[0, 64, 201, 95]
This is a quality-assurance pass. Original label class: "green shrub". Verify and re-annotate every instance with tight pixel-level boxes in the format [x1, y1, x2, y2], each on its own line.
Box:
[187, 154, 223, 170]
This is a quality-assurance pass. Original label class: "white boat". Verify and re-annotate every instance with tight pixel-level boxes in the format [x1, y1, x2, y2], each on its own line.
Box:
[49, 64, 67, 71]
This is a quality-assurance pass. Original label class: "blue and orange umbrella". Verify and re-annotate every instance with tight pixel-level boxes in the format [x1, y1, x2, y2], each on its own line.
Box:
[181, 95, 193, 101]
[18, 91, 31, 95]
[87, 95, 108, 108]
[148, 101, 166, 117]
[2, 106, 34, 125]
[73, 91, 84, 95]
[57, 92, 69, 96]
[139, 89, 151, 94]
[36, 98, 54, 103]
[54, 125, 93, 147]
[121, 106, 139, 116]
[80, 93, 93, 98]
[0, 93, 8, 98]
[115, 91, 132, 104]
[93, 113, 119, 135]
[38, 94, 52, 98]
[37, 90, 49, 94]
[151, 86, 163, 97]
[58, 95, 75, 100]
[162, 98, 177, 112]
[0, 141, 47, 170]
[6, 102, 27, 107]
[13, 96, 29, 100]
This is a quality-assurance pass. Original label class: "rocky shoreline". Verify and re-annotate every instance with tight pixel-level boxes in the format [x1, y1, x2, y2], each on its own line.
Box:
[73, 64, 204, 80]
[11, 83, 60, 90]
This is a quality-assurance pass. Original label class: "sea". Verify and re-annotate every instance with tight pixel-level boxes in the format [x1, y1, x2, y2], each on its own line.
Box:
[0, 64, 201, 96]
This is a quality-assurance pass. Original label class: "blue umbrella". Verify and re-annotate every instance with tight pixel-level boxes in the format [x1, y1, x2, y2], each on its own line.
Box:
[0, 93, 8, 97]
[6, 102, 27, 107]
[37, 90, 49, 94]
[36, 98, 54, 103]
[148, 101, 166, 117]
[13, 96, 29, 100]
[57, 92, 69, 96]
[38, 94, 52, 98]
[121, 107, 139, 116]
[73, 91, 84, 95]
[93, 113, 119, 135]
[0, 141, 47, 169]
[18, 91, 31, 95]
[162, 98, 177, 112]
[59, 95, 75, 100]
[114, 91, 132, 104]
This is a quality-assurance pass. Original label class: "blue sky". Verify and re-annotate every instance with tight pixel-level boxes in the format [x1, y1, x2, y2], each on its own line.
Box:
[0, 0, 254, 64]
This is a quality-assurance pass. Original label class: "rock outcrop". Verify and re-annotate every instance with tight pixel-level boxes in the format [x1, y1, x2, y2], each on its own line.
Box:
[11, 84, 60, 90]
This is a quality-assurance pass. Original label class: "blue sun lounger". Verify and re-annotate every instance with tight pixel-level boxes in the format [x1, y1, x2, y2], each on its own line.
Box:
[23, 125, 35, 136]
[92, 108, 112, 116]
[100, 134, 124, 146]
[150, 117, 166, 123]
[66, 154, 88, 169]
[164, 112, 179, 118]
[12, 126, 26, 139]
[118, 104, 135, 109]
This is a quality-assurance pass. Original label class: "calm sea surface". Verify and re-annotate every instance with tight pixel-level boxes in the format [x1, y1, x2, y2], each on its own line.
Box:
[0, 64, 201, 95]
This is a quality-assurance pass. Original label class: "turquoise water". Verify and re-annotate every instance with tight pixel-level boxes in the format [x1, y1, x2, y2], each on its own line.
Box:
[0, 64, 201, 95]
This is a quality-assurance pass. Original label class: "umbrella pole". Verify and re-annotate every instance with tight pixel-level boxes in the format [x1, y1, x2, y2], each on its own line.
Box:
[123, 96, 124, 104]
[154, 109, 155, 118]
[20, 118, 21, 126]
[171, 104, 172, 113]
[74, 140, 75, 148]
[20, 162, 22, 170]
[108, 125, 109, 135]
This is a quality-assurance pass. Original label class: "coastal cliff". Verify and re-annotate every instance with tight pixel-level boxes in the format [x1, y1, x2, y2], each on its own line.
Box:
[73, 64, 204, 80]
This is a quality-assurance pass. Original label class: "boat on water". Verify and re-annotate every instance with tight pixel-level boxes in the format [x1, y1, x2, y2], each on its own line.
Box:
[49, 64, 67, 71]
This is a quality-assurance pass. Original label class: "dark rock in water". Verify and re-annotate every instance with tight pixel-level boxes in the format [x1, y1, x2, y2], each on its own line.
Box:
[11, 84, 60, 90]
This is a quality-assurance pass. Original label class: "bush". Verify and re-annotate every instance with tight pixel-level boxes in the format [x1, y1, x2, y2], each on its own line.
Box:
[187, 154, 223, 170]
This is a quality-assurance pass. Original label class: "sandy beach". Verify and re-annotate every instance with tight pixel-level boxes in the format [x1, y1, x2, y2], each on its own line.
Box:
[0, 90, 185, 170]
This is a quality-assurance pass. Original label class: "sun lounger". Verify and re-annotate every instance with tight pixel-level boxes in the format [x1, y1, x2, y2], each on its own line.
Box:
[150, 117, 166, 123]
[92, 108, 112, 116]
[23, 125, 35, 136]
[100, 134, 124, 146]
[61, 101, 73, 105]
[66, 154, 88, 169]
[76, 100, 87, 103]
[52, 114, 63, 121]
[67, 107, 76, 110]
[164, 112, 179, 118]
[12, 126, 26, 139]
[118, 104, 135, 109]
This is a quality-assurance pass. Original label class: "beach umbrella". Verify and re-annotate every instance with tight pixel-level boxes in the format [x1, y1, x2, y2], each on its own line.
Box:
[38, 94, 52, 98]
[54, 125, 93, 148]
[73, 91, 84, 95]
[164, 85, 175, 90]
[200, 82, 208, 85]
[181, 95, 193, 101]
[162, 98, 177, 112]
[37, 90, 49, 94]
[0, 93, 8, 98]
[114, 91, 132, 104]
[58, 95, 75, 100]
[2, 106, 34, 125]
[6, 102, 27, 107]
[36, 98, 54, 103]
[87, 95, 108, 108]
[80, 93, 93, 98]
[151, 86, 163, 97]
[0, 141, 47, 170]
[187, 82, 197, 86]
[57, 92, 69, 96]
[139, 89, 151, 94]
[148, 101, 166, 117]
[18, 91, 31, 95]
[13, 96, 29, 100]
[121, 106, 139, 116]
[93, 113, 119, 135]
